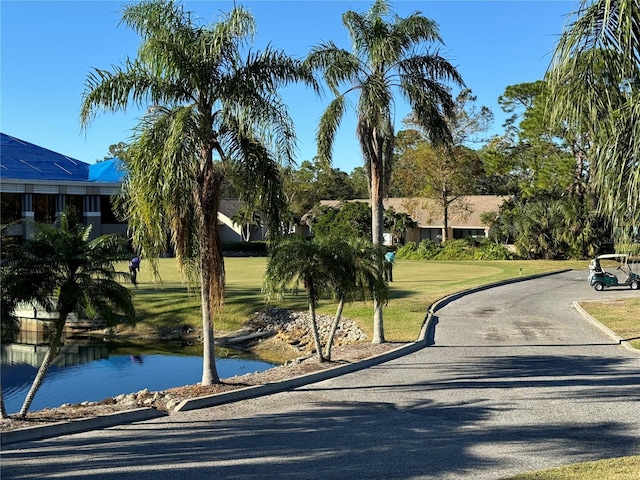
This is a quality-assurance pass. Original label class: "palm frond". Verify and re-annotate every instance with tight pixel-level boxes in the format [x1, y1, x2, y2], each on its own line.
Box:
[317, 95, 348, 164]
[546, 0, 639, 229]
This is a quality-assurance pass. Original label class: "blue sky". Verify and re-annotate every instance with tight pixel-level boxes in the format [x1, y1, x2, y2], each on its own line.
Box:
[1, 1, 574, 173]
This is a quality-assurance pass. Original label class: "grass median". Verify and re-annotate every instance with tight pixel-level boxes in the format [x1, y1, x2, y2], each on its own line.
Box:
[502, 455, 640, 480]
[578, 297, 640, 349]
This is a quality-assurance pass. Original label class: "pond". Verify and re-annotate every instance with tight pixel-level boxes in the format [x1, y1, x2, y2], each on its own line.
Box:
[1, 339, 276, 415]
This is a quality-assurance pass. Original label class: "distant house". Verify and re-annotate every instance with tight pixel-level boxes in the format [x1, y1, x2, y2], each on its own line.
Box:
[0, 133, 265, 243]
[217, 198, 267, 243]
[303, 196, 506, 245]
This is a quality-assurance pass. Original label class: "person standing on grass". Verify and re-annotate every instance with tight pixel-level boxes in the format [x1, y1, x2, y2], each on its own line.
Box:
[384, 250, 395, 282]
[129, 256, 141, 285]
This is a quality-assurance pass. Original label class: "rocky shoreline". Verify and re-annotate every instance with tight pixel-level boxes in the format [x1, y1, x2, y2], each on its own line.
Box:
[246, 307, 368, 353]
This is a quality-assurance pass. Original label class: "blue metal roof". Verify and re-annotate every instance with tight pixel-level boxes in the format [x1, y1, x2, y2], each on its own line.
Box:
[0, 133, 125, 183]
[88, 158, 126, 182]
[1, 133, 90, 181]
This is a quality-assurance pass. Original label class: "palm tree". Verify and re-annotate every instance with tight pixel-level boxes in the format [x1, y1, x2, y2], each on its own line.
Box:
[384, 208, 418, 246]
[1, 224, 56, 418]
[2, 209, 135, 417]
[306, 0, 464, 343]
[547, 0, 640, 233]
[263, 236, 332, 362]
[322, 237, 388, 360]
[80, 0, 315, 384]
[263, 235, 387, 362]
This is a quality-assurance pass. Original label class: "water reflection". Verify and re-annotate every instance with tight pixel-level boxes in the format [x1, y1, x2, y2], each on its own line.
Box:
[1, 331, 276, 415]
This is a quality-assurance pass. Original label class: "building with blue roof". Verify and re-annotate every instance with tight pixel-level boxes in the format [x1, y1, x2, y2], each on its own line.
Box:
[1, 132, 127, 239]
[1, 133, 265, 243]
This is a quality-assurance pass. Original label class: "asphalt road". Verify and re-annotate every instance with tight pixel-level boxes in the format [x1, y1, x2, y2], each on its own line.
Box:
[2, 270, 639, 480]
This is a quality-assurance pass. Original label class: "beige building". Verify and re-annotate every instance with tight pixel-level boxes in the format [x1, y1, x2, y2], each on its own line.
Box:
[314, 196, 506, 245]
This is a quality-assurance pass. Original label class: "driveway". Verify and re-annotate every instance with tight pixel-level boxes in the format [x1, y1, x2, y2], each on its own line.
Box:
[2, 270, 639, 480]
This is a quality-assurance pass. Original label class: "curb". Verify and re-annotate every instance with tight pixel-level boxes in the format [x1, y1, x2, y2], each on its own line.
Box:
[1, 407, 166, 446]
[0, 269, 573, 445]
[572, 301, 640, 355]
[175, 341, 426, 412]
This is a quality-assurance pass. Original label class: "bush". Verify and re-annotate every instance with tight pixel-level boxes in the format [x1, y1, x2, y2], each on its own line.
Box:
[396, 238, 516, 261]
[396, 240, 443, 260]
[434, 239, 475, 260]
[395, 242, 419, 259]
[417, 239, 441, 259]
[615, 243, 640, 255]
[473, 241, 513, 260]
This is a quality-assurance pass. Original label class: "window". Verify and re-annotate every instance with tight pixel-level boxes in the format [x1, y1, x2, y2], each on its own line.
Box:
[100, 196, 126, 224]
[0, 193, 22, 223]
[33, 194, 56, 223]
[453, 229, 486, 239]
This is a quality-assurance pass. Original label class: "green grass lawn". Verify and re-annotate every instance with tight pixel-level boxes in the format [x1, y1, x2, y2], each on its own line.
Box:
[578, 297, 640, 349]
[125, 257, 589, 341]
[502, 455, 640, 480]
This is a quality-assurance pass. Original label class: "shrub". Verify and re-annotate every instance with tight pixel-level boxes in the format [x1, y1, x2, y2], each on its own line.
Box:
[396, 242, 422, 259]
[434, 239, 474, 260]
[473, 241, 513, 260]
[417, 239, 442, 259]
[397, 238, 516, 260]
[615, 243, 640, 255]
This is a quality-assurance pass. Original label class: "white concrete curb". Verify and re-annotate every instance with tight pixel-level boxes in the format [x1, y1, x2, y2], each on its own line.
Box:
[1, 407, 166, 445]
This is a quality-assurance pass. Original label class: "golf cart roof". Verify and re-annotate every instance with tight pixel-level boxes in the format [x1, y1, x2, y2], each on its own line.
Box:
[596, 253, 629, 260]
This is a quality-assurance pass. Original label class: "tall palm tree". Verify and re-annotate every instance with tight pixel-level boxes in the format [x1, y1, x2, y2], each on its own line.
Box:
[80, 0, 315, 384]
[305, 0, 464, 343]
[2, 209, 134, 417]
[547, 0, 640, 232]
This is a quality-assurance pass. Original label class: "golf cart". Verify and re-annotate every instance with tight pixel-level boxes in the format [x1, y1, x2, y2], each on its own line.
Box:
[588, 253, 640, 291]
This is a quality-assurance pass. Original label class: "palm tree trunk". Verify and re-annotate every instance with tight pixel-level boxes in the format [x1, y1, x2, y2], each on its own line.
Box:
[19, 345, 58, 417]
[307, 301, 326, 363]
[370, 158, 385, 344]
[19, 318, 65, 418]
[199, 267, 219, 385]
[198, 158, 223, 385]
[324, 298, 345, 360]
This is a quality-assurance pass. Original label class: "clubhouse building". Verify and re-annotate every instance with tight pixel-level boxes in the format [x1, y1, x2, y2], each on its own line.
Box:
[0, 133, 265, 243]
